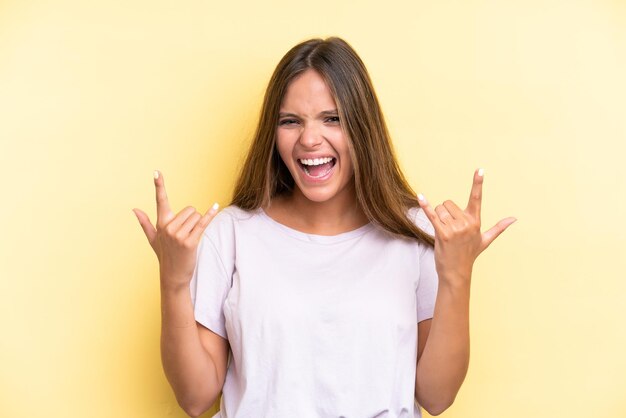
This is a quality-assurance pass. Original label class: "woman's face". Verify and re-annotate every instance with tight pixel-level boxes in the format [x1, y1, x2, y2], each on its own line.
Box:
[276, 69, 354, 204]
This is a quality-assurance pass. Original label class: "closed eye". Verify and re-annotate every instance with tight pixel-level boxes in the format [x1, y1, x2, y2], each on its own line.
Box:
[278, 119, 299, 126]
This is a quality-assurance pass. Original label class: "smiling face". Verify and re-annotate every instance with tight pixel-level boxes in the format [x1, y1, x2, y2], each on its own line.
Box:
[276, 69, 355, 204]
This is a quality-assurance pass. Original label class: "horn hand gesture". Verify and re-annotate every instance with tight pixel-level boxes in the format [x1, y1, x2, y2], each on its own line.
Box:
[132, 171, 220, 291]
[417, 169, 516, 285]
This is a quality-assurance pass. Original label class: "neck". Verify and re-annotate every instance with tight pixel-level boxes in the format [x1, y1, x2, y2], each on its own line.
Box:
[270, 181, 369, 235]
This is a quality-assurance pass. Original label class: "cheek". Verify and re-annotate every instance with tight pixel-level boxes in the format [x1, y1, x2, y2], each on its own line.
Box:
[275, 133, 291, 162]
[339, 148, 356, 182]
[332, 134, 353, 171]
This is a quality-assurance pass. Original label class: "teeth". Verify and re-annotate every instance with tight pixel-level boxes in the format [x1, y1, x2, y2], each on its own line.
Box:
[299, 157, 334, 166]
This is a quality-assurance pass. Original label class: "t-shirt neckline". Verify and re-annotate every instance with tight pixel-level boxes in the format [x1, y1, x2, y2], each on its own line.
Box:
[257, 208, 375, 244]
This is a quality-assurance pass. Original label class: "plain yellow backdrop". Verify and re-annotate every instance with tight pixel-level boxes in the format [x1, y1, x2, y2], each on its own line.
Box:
[1, 0, 625, 417]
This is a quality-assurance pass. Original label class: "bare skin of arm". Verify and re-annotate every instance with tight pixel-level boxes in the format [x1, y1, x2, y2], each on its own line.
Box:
[133, 171, 230, 416]
[414, 169, 516, 414]
[415, 281, 470, 415]
[160, 281, 230, 416]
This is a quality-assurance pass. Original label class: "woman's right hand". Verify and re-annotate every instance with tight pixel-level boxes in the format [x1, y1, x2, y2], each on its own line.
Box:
[132, 170, 219, 291]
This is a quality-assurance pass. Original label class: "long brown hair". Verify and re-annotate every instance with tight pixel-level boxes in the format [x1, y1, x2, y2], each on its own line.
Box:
[231, 37, 434, 247]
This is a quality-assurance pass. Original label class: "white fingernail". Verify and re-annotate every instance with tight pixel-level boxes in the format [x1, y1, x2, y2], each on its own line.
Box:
[212, 202, 219, 211]
[478, 168, 484, 177]
[153, 170, 159, 179]
[417, 193, 425, 201]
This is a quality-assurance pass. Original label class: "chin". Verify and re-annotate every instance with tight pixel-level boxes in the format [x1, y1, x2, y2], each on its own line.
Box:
[295, 185, 335, 202]
[295, 178, 355, 204]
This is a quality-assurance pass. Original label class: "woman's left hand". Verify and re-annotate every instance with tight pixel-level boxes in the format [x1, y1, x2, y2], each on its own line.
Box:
[417, 169, 516, 286]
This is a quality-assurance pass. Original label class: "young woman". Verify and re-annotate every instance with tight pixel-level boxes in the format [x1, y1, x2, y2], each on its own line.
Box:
[133, 37, 516, 417]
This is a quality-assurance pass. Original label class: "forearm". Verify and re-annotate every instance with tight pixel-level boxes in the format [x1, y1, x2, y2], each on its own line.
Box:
[415, 276, 471, 414]
[160, 278, 220, 414]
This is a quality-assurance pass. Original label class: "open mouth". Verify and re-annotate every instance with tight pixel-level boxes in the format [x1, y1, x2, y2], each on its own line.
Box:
[297, 157, 337, 179]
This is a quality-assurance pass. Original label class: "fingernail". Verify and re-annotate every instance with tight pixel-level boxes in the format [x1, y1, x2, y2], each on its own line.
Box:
[153, 170, 159, 179]
[478, 168, 484, 177]
[417, 193, 426, 202]
[211, 202, 219, 211]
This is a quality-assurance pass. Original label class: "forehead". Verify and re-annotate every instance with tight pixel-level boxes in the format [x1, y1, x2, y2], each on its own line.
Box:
[280, 69, 337, 111]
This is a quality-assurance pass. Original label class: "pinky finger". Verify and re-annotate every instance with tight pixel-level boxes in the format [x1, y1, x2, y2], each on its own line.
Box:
[188, 202, 220, 243]
[417, 194, 443, 233]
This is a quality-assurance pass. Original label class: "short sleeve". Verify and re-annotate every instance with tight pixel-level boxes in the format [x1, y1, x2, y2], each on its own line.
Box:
[413, 207, 439, 323]
[188, 210, 235, 339]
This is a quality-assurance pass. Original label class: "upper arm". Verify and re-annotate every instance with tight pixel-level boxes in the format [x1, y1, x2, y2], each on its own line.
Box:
[417, 319, 432, 364]
[197, 322, 230, 392]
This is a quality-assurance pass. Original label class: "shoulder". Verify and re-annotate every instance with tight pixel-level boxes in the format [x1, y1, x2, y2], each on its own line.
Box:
[202, 205, 260, 240]
[405, 206, 436, 256]
[198, 205, 260, 264]
[407, 206, 435, 236]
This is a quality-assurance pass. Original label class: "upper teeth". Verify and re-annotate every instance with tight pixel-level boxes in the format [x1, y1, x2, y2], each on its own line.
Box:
[299, 157, 333, 166]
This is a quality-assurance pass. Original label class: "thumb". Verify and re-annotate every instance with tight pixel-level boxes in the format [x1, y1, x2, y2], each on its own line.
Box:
[132, 208, 157, 246]
[481, 217, 517, 252]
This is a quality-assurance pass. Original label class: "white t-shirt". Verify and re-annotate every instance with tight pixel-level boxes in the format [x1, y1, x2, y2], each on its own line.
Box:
[189, 205, 439, 418]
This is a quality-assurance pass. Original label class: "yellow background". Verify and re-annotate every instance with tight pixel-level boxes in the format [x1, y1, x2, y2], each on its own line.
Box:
[1, 1, 625, 417]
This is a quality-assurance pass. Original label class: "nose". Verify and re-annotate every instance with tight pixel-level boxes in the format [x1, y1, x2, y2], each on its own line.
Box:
[298, 122, 323, 149]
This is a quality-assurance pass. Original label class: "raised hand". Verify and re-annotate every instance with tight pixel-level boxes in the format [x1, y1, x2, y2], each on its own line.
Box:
[417, 169, 516, 285]
[132, 170, 219, 291]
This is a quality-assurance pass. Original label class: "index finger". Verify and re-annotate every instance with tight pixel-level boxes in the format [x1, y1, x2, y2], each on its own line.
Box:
[154, 170, 172, 224]
[466, 168, 484, 219]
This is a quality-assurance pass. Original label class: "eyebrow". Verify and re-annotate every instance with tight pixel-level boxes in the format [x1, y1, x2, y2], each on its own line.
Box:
[278, 109, 338, 118]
